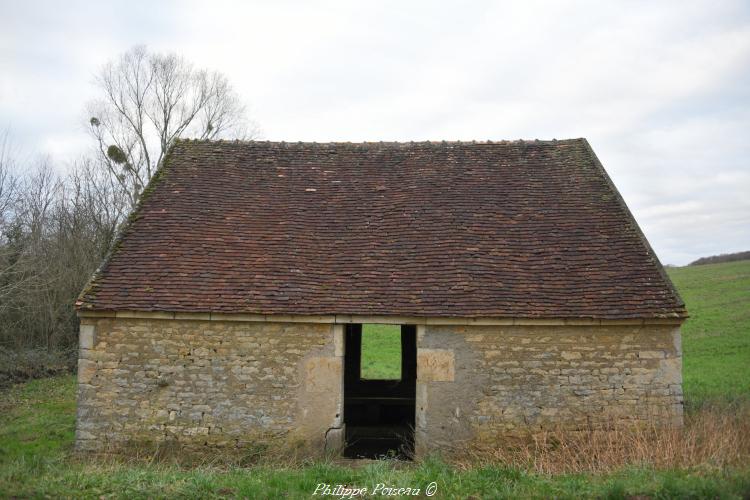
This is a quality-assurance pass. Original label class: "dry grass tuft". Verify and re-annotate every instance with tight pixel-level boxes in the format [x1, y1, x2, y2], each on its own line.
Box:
[457, 403, 750, 474]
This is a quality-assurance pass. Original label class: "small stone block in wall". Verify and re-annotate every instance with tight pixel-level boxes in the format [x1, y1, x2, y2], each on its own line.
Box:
[77, 359, 96, 384]
[418, 349, 455, 382]
[305, 357, 342, 393]
[333, 325, 344, 357]
[639, 350, 666, 359]
[80, 325, 95, 349]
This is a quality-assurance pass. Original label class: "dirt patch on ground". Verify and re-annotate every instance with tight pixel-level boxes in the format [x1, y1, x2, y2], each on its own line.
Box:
[0, 348, 75, 390]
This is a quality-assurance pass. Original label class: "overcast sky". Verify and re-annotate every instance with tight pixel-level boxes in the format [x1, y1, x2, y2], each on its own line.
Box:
[1, 0, 748, 265]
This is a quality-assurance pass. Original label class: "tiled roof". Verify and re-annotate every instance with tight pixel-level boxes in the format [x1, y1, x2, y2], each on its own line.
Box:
[76, 139, 686, 319]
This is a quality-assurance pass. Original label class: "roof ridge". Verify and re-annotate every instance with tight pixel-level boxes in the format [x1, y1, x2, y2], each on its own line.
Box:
[176, 138, 586, 147]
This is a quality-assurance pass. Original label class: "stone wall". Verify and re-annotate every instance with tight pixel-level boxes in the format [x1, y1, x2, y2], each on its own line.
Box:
[76, 317, 683, 457]
[415, 324, 683, 454]
[76, 318, 344, 454]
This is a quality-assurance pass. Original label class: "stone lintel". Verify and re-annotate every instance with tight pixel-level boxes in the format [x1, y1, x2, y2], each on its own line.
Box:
[174, 312, 211, 321]
[116, 311, 174, 320]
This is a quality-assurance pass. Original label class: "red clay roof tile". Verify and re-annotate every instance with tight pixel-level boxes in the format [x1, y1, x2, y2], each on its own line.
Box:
[76, 139, 686, 319]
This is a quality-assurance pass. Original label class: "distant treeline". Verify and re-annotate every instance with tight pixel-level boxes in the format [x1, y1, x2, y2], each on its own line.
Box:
[690, 251, 750, 266]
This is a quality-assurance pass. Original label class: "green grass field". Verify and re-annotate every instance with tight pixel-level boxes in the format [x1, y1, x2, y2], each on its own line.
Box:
[666, 260, 750, 406]
[1, 260, 749, 498]
[360, 324, 402, 379]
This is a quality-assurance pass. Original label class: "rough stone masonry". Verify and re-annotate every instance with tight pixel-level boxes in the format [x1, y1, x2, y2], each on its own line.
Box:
[76, 315, 682, 455]
[415, 322, 683, 454]
[76, 317, 343, 453]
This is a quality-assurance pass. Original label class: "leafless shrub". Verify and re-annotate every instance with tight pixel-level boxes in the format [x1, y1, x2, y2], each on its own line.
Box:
[0, 152, 127, 350]
[0, 346, 76, 388]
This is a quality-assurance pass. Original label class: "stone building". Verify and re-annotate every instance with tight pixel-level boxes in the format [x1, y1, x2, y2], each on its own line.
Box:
[75, 139, 686, 458]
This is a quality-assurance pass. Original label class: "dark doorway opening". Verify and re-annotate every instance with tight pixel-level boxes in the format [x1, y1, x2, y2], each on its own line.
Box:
[343, 324, 416, 459]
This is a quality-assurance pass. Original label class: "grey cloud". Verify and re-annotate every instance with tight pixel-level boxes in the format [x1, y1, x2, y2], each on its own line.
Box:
[1, 0, 748, 265]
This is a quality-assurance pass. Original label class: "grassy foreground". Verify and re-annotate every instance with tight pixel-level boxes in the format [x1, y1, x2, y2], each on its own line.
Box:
[0, 260, 749, 498]
[1, 376, 748, 498]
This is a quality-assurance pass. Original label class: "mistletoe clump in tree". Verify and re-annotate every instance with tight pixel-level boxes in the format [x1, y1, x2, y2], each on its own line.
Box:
[88, 45, 256, 208]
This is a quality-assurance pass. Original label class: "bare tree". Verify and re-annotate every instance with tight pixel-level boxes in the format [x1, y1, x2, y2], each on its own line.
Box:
[87, 45, 255, 207]
[0, 130, 17, 227]
[0, 48, 256, 357]
[0, 130, 20, 311]
[0, 154, 128, 349]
